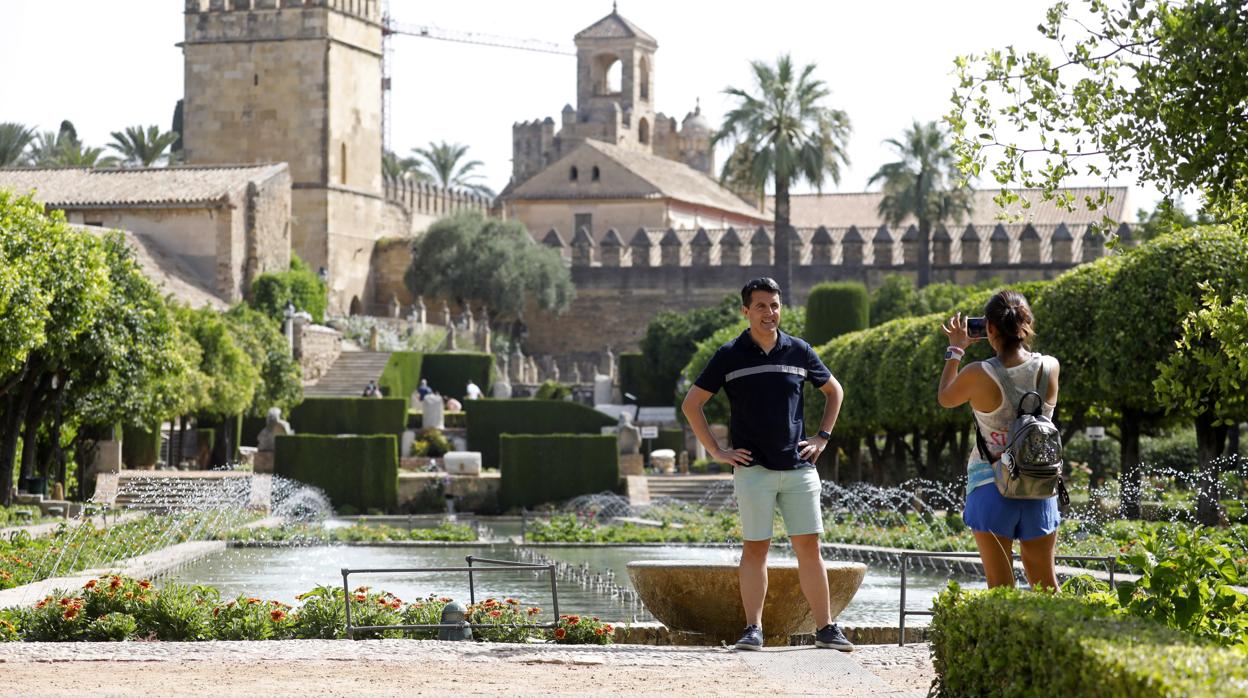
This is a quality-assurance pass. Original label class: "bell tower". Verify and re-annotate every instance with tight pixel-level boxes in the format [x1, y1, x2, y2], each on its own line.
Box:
[570, 6, 658, 151]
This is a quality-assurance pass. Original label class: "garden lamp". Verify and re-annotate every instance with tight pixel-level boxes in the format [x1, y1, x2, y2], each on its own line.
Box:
[438, 602, 472, 641]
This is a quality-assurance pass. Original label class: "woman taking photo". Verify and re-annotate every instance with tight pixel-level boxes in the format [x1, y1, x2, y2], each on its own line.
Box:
[937, 290, 1061, 589]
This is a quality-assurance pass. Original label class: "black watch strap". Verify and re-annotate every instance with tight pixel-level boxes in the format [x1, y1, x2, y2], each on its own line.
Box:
[817, 429, 832, 440]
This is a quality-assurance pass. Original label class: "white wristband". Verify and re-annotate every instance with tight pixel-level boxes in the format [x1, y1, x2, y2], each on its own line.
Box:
[945, 346, 965, 360]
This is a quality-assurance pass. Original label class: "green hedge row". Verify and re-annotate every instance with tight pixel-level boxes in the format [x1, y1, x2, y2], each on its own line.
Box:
[121, 423, 161, 469]
[378, 351, 424, 402]
[931, 585, 1248, 697]
[420, 352, 492, 399]
[499, 434, 619, 510]
[198, 414, 242, 466]
[644, 428, 685, 456]
[289, 397, 407, 438]
[617, 352, 647, 404]
[407, 410, 467, 430]
[274, 434, 397, 512]
[464, 399, 616, 469]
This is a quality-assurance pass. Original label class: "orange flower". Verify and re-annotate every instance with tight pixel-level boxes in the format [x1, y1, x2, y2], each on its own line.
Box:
[354, 586, 370, 593]
[505, 598, 519, 605]
[595, 628, 604, 636]
[489, 610, 502, 618]
[592, 616, 599, 622]
[35, 598, 48, 609]
[270, 609, 287, 622]
[138, 580, 152, 590]
[604, 624, 613, 633]
[354, 593, 367, 603]
[62, 606, 79, 621]
[554, 628, 566, 639]
[0, 570, 10, 581]
[246, 597, 261, 605]
[439, 597, 452, 603]
[58, 597, 73, 607]
[527, 607, 541, 616]
[567, 615, 580, 625]
[389, 600, 401, 610]
[124, 592, 134, 600]
[83, 579, 97, 590]
[109, 576, 123, 590]
[483, 598, 497, 607]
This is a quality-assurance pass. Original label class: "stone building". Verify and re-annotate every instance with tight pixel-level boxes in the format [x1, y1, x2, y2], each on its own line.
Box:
[502, 8, 747, 238]
[180, 0, 384, 313]
[0, 164, 292, 303]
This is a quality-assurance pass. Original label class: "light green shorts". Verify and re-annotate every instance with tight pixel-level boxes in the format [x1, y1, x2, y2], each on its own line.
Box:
[733, 465, 824, 541]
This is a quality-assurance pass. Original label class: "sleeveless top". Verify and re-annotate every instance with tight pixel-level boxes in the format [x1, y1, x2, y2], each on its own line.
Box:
[966, 353, 1058, 493]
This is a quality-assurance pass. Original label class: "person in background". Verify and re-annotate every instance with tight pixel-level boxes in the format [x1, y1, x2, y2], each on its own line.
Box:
[417, 379, 433, 401]
[465, 379, 483, 400]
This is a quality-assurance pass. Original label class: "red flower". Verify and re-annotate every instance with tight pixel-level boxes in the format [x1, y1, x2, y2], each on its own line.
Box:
[124, 592, 134, 600]
[354, 593, 367, 603]
[604, 625, 613, 633]
[270, 609, 287, 622]
[527, 607, 541, 616]
[138, 580, 152, 590]
[554, 628, 566, 639]
[109, 576, 123, 590]
[489, 610, 502, 618]
[213, 607, 221, 618]
[505, 598, 519, 605]
[439, 597, 452, 603]
[35, 598, 48, 609]
[246, 597, 262, 605]
[62, 606, 79, 621]
[595, 628, 604, 636]
[83, 579, 97, 590]
[567, 615, 580, 625]
[389, 600, 402, 610]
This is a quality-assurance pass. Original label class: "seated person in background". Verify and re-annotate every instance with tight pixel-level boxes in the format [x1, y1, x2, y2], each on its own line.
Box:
[445, 396, 463, 411]
[465, 380, 483, 400]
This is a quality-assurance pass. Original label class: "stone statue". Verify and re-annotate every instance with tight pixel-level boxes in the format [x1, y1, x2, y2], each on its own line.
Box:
[480, 317, 491, 353]
[421, 392, 445, 430]
[551, 360, 561, 384]
[440, 300, 451, 328]
[571, 363, 582, 385]
[415, 295, 427, 328]
[510, 347, 524, 383]
[616, 411, 642, 455]
[603, 345, 616, 380]
[389, 294, 401, 318]
[462, 305, 475, 334]
[257, 407, 293, 451]
[447, 321, 457, 350]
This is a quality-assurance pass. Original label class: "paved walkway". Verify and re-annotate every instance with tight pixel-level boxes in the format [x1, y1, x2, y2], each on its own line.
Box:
[0, 640, 934, 697]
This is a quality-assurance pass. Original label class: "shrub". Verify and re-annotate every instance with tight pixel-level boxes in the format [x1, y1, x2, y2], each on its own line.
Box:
[400, 596, 453, 640]
[467, 597, 533, 643]
[806, 281, 869, 346]
[550, 613, 613, 645]
[289, 397, 407, 438]
[288, 585, 346, 640]
[210, 596, 293, 640]
[420, 352, 493, 399]
[377, 351, 423, 403]
[121, 422, 160, 469]
[410, 428, 452, 458]
[534, 380, 571, 401]
[931, 584, 1248, 697]
[274, 434, 398, 511]
[248, 254, 327, 324]
[464, 399, 615, 469]
[499, 434, 619, 510]
[1141, 428, 1200, 472]
[85, 612, 137, 642]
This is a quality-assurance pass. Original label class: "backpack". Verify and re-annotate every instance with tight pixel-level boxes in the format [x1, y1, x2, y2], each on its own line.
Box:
[974, 355, 1070, 507]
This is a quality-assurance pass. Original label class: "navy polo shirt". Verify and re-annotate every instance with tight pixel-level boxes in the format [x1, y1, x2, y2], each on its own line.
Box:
[694, 329, 832, 470]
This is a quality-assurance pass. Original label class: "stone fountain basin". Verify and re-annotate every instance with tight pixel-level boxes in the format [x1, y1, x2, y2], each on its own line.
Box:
[627, 560, 867, 643]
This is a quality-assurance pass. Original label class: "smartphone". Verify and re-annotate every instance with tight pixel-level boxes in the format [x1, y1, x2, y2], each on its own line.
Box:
[967, 317, 987, 339]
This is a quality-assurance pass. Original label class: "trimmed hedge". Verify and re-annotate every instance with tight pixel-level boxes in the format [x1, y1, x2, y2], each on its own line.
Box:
[121, 423, 161, 469]
[464, 399, 616, 469]
[239, 415, 266, 448]
[274, 434, 397, 512]
[198, 414, 243, 466]
[617, 352, 646, 404]
[378, 351, 423, 402]
[499, 434, 619, 510]
[643, 428, 685, 457]
[931, 585, 1248, 697]
[805, 281, 869, 347]
[407, 410, 467, 430]
[289, 397, 407, 438]
[420, 352, 492, 399]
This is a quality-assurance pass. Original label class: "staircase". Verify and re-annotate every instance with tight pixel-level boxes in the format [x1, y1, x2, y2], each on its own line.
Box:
[303, 351, 393, 398]
[645, 474, 735, 508]
[106, 471, 259, 512]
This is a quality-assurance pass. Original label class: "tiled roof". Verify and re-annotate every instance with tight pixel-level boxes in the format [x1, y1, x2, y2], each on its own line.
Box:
[575, 11, 657, 45]
[508, 139, 766, 221]
[768, 187, 1130, 228]
[0, 164, 288, 208]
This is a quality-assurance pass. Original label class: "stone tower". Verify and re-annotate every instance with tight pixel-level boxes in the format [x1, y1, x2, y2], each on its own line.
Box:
[180, 0, 383, 312]
[509, 8, 714, 187]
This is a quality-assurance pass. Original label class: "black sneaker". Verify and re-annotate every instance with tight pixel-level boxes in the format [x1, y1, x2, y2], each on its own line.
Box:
[814, 623, 854, 652]
[734, 624, 763, 651]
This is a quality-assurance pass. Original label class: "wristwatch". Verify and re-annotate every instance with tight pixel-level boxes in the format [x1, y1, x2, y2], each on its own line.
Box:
[944, 349, 961, 361]
[816, 429, 832, 441]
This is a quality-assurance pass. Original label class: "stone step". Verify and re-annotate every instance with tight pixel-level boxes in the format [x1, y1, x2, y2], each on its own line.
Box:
[304, 351, 393, 397]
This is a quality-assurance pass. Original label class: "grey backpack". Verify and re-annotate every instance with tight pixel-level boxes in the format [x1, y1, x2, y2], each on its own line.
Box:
[974, 356, 1070, 507]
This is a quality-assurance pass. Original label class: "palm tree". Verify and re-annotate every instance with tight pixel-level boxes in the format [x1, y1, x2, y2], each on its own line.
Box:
[383, 149, 430, 182]
[868, 120, 972, 287]
[108, 125, 179, 167]
[410, 141, 494, 198]
[29, 121, 119, 167]
[0, 123, 35, 167]
[714, 54, 851, 293]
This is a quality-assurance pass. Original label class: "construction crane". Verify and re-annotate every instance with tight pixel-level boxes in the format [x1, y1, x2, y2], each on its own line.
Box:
[379, 2, 575, 153]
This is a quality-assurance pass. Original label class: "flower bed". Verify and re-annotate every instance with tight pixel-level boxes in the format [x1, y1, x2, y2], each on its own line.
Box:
[0, 576, 611, 644]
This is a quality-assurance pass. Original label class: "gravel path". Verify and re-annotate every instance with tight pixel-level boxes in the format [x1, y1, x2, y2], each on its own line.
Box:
[0, 640, 935, 697]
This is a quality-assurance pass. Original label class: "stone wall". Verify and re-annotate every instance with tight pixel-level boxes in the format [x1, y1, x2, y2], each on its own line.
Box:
[295, 321, 342, 383]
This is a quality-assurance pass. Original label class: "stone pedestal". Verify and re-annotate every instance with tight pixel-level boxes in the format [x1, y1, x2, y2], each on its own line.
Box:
[619, 453, 645, 476]
[651, 448, 676, 474]
[628, 561, 868, 644]
[422, 394, 445, 430]
[593, 375, 613, 405]
[625, 475, 650, 506]
[443, 451, 482, 476]
[253, 451, 275, 474]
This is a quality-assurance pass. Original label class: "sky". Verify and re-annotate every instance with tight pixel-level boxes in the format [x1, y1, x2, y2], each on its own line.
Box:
[0, 0, 1162, 213]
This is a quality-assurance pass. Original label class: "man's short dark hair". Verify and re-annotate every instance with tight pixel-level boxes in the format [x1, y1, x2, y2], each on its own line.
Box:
[741, 277, 782, 307]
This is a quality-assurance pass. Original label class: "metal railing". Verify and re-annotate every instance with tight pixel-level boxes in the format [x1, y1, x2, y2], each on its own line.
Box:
[341, 556, 559, 639]
[898, 551, 1117, 646]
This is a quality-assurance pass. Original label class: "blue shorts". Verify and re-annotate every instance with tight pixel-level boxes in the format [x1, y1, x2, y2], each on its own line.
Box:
[963, 483, 1060, 541]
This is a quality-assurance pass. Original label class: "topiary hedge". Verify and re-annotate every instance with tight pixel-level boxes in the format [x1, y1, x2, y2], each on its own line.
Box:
[378, 351, 423, 403]
[931, 584, 1248, 697]
[618, 352, 645, 403]
[121, 423, 161, 469]
[289, 397, 407, 438]
[499, 434, 619, 510]
[464, 399, 616, 469]
[806, 281, 869, 347]
[274, 434, 397, 512]
[420, 352, 492, 400]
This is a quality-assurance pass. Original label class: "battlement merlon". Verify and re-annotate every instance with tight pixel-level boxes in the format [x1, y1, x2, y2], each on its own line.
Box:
[184, 0, 383, 52]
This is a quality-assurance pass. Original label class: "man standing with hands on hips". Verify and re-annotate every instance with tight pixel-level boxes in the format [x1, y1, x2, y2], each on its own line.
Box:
[681, 277, 851, 651]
